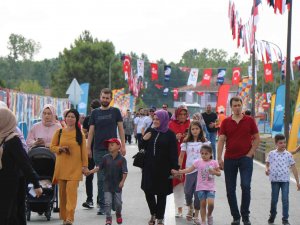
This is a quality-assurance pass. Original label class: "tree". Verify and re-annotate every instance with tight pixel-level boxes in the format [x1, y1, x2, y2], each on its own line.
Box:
[51, 30, 126, 101]
[0, 79, 5, 88]
[19, 80, 44, 95]
[7, 33, 41, 61]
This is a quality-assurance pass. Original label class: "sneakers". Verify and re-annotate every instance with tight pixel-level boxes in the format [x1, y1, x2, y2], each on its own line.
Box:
[116, 213, 123, 224]
[207, 216, 213, 225]
[105, 219, 112, 225]
[282, 220, 290, 225]
[231, 219, 240, 225]
[82, 201, 94, 209]
[97, 208, 105, 215]
[268, 215, 275, 224]
[157, 219, 164, 225]
[148, 215, 156, 225]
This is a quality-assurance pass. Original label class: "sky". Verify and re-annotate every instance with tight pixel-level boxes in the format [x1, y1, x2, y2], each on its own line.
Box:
[0, 0, 300, 64]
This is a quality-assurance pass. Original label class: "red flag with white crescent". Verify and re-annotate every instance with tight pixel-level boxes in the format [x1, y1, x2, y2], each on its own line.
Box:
[201, 68, 212, 86]
[232, 67, 241, 85]
[173, 88, 179, 100]
[150, 63, 158, 81]
[216, 84, 230, 114]
[294, 56, 300, 71]
[123, 56, 131, 80]
[264, 63, 273, 83]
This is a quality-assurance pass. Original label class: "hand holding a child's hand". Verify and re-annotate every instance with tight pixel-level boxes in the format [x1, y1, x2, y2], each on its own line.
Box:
[265, 169, 270, 176]
[171, 169, 178, 175]
[82, 167, 89, 176]
[296, 183, 300, 191]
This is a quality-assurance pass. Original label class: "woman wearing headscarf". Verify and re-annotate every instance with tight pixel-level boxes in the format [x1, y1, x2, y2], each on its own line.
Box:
[192, 112, 209, 138]
[141, 110, 179, 225]
[168, 105, 190, 217]
[50, 109, 88, 225]
[0, 108, 42, 225]
[26, 104, 62, 149]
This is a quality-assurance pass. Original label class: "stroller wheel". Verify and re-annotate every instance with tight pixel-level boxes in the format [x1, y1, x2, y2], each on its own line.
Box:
[26, 211, 31, 221]
[45, 210, 51, 221]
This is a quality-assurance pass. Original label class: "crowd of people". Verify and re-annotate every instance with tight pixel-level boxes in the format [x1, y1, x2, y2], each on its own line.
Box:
[1, 90, 300, 225]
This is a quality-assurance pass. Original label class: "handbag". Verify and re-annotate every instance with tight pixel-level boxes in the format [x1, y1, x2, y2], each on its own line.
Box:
[132, 149, 145, 168]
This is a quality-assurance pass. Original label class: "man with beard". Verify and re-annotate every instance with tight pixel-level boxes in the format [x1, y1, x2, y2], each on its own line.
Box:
[87, 88, 126, 215]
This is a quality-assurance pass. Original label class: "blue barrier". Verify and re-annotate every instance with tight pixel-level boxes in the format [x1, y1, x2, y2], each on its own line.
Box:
[18, 121, 28, 140]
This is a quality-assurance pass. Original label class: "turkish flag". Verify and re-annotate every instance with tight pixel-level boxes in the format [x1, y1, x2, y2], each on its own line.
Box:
[155, 84, 163, 89]
[123, 56, 131, 80]
[201, 68, 212, 86]
[150, 63, 158, 81]
[196, 92, 204, 96]
[264, 63, 273, 83]
[294, 56, 300, 71]
[173, 88, 179, 100]
[232, 67, 241, 85]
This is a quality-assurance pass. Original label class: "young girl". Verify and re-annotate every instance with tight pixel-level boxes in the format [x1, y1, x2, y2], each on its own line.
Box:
[177, 145, 221, 225]
[178, 121, 210, 224]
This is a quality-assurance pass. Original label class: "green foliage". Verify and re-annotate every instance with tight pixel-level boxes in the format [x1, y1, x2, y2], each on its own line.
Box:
[7, 33, 41, 61]
[19, 80, 44, 95]
[51, 30, 126, 101]
[0, 79, 5, 87]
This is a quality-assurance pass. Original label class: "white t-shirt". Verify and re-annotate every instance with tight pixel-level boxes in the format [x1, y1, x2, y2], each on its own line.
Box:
[142, 116, 152, 131]
[266, 149, 295, 182]
[180, 141, 211, 174]
[134, 116, 145, 134]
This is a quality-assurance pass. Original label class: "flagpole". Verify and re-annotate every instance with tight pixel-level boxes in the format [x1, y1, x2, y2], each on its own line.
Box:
[251, 0, 256, 117]
[284, 0, 292, 141]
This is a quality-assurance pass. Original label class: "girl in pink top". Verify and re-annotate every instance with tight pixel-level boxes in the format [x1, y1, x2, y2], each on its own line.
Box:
[26, 104, 61, 149]
[176, 145, 221, 225]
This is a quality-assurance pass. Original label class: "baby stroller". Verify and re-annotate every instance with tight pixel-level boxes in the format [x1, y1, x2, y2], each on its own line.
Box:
[26, 147, 57, 221]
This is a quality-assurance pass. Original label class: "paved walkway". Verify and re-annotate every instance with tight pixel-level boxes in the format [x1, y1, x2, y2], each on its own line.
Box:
[28, 143, 300, 225]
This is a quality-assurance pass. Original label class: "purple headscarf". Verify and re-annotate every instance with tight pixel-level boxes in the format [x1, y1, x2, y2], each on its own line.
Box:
[154, 110, 169, 133]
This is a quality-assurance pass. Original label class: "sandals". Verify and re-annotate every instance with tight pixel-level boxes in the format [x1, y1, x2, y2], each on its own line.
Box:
[186, 205, 194, 221]
[148, 215, 156, 225]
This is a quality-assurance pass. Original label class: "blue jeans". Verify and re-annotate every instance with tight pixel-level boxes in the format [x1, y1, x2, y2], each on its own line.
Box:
[224, 156, 253, 221]
[93, 150, 108, 211]
[270, 182, 289, 221]
[207, 132, 216, 159]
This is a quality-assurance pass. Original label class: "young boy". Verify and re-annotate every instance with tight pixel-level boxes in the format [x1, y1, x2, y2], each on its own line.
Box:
[88, 138, 128, 225]
[265, 134, 300, 225]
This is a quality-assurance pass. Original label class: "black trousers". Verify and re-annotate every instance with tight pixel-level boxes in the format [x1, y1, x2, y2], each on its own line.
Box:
[86, 158, 95, 202]
[145, 192, 167, 220]
[125, 134, 132, 144]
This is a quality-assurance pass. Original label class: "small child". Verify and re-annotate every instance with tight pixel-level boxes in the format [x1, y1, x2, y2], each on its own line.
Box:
[88, 138, 128, 225]
[265, 134, 300, 225]
[179, 121, 211, 224]
[175, 145, 221, 225]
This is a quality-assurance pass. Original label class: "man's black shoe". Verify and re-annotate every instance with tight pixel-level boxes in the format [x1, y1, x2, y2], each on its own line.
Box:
[268, 216, 275, 224]
[282, 220, 290, 225]
[82, 201, 94, 209]
[97, 208, 105, 215]
[231, 219, 240, 225]
[243, 220, 251, 225]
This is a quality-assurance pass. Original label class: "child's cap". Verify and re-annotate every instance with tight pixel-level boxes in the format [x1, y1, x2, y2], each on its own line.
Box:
[103, 138, 121, 148]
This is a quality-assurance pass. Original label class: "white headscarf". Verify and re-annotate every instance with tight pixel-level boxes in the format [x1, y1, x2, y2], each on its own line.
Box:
[0, 108, 19, 169]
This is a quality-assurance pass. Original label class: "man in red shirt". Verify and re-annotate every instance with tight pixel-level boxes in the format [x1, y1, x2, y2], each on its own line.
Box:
[217, 97, 260, 225]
